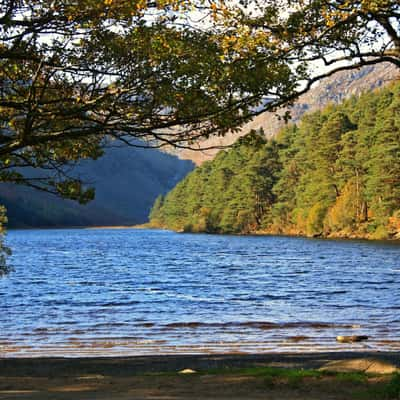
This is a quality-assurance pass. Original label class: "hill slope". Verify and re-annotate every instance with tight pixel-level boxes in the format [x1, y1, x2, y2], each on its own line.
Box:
[0, 146, 194, 228]
[180, 63, 399, 164]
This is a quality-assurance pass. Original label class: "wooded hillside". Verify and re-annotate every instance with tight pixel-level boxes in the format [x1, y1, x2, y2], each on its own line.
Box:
[0, 146, 193, 228]
[150, 83, 400, 240]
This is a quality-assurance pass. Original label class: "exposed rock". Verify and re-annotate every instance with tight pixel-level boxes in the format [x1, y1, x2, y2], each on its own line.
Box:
[336, 335, 369, 343]
[287, 335, 309, 343]
[178, 369, 197, 374]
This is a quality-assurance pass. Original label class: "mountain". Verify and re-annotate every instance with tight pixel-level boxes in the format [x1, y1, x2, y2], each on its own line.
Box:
[0, 146, 194, 228]
[180, 63, 400, 164]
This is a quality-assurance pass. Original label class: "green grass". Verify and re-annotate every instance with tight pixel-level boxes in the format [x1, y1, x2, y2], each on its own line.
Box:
[197, 365, 366, 380]
[205, 366, 326, 389]
[147, 366, 400, 399]
[202, 368, 400, 399]
[359, 373, 400, 400]
[334, 372, 368, 384]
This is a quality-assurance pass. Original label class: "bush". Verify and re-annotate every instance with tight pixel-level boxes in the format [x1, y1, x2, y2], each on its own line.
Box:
[306, 203, 328, 237]
[370, 225, 389, 240]
[325, 180, 359, 231]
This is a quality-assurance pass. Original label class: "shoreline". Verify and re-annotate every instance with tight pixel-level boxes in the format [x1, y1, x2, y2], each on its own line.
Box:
[146, 223, 400, 243]
[6, 224, 400, 242]
[1, 351, 399, 376]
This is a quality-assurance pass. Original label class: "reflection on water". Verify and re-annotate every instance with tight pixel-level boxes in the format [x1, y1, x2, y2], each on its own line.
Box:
[1, 228, 399, 357]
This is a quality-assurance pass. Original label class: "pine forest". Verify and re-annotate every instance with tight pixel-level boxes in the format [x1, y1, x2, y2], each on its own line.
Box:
[150, 83, 400, 240]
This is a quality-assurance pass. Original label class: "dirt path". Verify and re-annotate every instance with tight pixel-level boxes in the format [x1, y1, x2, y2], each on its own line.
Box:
[0, 373, 384, 400]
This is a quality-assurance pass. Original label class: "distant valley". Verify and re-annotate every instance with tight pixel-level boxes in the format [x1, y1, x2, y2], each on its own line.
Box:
[0, 146, 193, 228]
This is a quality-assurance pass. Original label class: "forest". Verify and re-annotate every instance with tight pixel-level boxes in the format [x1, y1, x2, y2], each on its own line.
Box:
[150, 82, 400, 240]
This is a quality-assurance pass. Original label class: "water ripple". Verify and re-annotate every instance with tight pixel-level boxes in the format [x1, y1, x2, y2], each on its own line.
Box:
[1, 228, 400, 357]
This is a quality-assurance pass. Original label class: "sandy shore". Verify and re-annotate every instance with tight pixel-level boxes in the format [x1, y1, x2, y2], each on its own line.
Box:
[0, 352, 399, 399]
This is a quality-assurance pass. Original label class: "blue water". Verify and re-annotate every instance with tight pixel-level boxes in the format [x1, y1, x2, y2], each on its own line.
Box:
[1, 228, 399, 357]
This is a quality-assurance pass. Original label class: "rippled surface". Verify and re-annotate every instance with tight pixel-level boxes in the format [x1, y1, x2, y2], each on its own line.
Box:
[1, 228, 400, 357]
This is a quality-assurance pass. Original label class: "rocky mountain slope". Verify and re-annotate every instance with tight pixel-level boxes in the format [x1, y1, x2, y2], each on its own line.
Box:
[181, 63, 399, 164]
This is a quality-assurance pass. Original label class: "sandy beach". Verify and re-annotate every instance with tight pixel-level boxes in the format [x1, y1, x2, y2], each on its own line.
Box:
[0, 352, 399, 399]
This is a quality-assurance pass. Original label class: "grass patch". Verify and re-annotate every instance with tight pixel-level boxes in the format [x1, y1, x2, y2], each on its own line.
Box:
[334, 372, 368, 384]
[359, 373, 400, 400]
[213, 366, 369, 388]
[202, 366, 324, 378]
[144, 367, 400, 400]
[228, 367, 324, 389]
[204, 367, 400, 399]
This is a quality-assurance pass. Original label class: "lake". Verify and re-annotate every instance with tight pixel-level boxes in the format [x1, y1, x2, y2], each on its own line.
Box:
[1, 228, 399, 357]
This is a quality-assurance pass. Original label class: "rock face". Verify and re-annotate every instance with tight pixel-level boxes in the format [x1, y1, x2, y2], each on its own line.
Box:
[178, 369, 197, 374]
[180, 63, 400, 165]
[336, 335, 369, 343]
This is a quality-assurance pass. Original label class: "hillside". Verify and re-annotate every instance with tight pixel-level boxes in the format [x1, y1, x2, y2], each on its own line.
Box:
[0, 146, 193, 228]
[180, 63, 400, 165]
[150, 82, 400, 240]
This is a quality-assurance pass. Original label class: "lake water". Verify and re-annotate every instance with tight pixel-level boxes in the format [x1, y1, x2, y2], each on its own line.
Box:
[1, 228, 399, 357]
